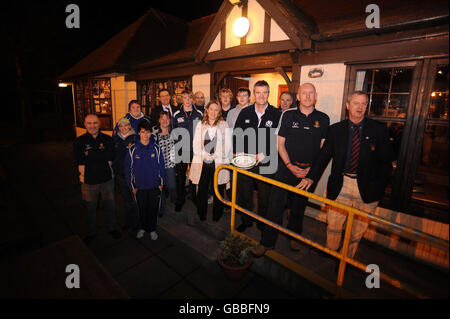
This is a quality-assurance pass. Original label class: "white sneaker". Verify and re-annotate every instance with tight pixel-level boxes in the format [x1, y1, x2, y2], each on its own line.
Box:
[136, 229, 145, 239]
[150, 231, 158, 241]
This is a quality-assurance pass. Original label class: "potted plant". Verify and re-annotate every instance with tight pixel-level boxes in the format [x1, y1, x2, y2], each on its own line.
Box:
[218, 233, 254, 281]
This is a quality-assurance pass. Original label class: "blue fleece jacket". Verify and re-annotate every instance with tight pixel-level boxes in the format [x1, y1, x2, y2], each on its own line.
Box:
[112, 131, 137, 177]
[124, 139, 166, 190]
[114, 113, 151, 136]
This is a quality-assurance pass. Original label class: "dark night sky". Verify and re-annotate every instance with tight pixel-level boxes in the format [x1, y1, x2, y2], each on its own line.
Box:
[1, 0, 222, 123]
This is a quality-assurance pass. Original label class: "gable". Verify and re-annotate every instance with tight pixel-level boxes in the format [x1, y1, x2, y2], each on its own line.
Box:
[207, 0, 291, 52]
[197, 0, 311, 61]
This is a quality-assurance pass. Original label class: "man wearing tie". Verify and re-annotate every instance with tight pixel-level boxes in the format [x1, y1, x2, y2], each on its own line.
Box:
[298, 91, 393, 259]
[149, 89, 178, 129]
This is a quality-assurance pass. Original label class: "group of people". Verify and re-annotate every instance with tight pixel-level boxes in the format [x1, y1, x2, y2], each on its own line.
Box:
[74, 80, 393, 264]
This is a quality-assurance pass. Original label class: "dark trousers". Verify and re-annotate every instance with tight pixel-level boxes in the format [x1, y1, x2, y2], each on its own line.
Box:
[196, 161, 226, 221]
[175, 162, 192, 206]
[81, 179, 116, 237]
[160, 167, 177, 216]
[236, 168, 273, 227]
[260, 163, 313, 247]
[136, 188, 161, 233]
[116, 175, 139, 229]
[226, 169, 233, 201]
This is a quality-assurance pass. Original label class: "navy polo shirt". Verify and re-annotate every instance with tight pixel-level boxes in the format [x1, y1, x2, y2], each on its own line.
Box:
[276, 107, 330, 165]
[73, 132, 114, 185]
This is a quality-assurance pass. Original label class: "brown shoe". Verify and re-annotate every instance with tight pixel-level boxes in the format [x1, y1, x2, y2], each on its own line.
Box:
[252, 245, 270, 257]
[290, 240, 302, 251]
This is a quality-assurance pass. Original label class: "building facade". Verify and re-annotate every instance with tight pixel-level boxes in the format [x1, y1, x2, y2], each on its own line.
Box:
[60, 0, 449, 267]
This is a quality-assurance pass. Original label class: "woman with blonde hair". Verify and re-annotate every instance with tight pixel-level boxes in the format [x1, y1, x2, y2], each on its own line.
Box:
[189, 100, 231, 222]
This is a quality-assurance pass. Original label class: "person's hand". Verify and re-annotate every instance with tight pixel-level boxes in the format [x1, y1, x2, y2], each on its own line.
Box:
[296, 178, 314, 191]
[287, 164, 303, 178]
[132, 189, 138, 196]
[159, 185, 163, 190]
[79, 174, 84, 184]
[297, 167, 311, 178]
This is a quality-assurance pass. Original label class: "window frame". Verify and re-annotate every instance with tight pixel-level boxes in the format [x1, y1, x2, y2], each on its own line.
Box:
[137, 77, 192, 115]
[343, 58, 449, 215]
[74, 78, 113, 130]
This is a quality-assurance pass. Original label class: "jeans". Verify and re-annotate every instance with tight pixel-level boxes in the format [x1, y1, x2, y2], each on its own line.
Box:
[116, 175, 139, 229]
[81, 179, 117, 237]
[159, 167, 177, 216]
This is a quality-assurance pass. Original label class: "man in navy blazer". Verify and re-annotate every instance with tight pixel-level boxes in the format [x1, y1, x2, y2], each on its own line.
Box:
[149, 89, 178, 129]
[299, 91, 393, 259]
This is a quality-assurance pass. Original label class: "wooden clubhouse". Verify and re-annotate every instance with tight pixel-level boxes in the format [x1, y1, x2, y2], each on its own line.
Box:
[60, 0, 449, 267]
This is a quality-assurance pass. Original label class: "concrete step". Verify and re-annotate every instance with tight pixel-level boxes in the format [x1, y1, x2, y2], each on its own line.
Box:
[158, 200, 339, 298]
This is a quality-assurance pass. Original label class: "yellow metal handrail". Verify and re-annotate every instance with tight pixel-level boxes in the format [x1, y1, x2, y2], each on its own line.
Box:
[213, 164, 449, 298]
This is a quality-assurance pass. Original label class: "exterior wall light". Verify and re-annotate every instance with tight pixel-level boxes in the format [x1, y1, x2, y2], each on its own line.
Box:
[233, 17, 250, 38]
[58, 83, 69, 88]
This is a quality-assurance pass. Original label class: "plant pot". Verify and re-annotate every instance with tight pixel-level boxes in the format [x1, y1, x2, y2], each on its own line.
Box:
[217, 254, 253, 281]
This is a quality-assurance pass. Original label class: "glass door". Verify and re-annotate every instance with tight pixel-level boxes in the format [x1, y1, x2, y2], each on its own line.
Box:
[346, 60, 422, 211]
[410, 59, 449, 217]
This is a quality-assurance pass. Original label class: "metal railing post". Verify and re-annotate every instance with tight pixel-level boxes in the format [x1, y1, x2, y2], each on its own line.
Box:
[211, 164, 448, 298]
[337, 210, 355, 286]
[230, 168, 238, 235]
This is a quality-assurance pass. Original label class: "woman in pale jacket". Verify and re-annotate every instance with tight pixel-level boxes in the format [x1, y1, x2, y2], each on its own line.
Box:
[189, 100, 231, 222]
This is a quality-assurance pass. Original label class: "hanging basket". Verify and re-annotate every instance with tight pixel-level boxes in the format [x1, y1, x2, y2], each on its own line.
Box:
[217, 254, 253, 281]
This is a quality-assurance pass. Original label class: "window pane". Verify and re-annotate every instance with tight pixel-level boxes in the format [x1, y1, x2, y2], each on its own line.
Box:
[391, 68, 414, 92]
[413, 122, 449, 206]
[356, 66, 414, 119]
[428, 65, 449, 119]
[387, 94, 410, 117]
[372, 69, 391, 92]
[369, 94, 388, 116]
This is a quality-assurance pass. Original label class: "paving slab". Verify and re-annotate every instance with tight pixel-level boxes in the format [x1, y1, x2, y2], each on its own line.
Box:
[234, 274, 294, 299]
[185, 264, 254, 299]
[116, 256, 183, 299]
[137, 228, 176, 254]
[157, 244, 202, 277]
[93, 237, 153, 277]
[159, 280, 208, 300]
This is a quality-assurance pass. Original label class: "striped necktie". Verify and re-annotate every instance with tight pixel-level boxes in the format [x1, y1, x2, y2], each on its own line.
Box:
[350, 125, 361, 173]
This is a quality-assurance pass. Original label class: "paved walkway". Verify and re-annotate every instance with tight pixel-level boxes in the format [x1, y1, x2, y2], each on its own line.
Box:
[0, 141, 296, 299]
[0, 141, 448, 299]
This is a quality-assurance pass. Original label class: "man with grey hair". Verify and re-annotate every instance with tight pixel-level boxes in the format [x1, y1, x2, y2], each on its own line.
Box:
[74, 114, 122, 244]
[298, 91, 393, 262]
[253, 83, 329, 256]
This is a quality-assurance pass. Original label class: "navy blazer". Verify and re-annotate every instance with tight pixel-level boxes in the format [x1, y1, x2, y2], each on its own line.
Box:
[307, 118, 393, 203]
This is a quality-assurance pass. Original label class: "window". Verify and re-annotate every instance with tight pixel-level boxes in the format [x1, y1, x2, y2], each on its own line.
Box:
[412, 64, 448, 209]
[345, 59, 448, 221]
[74, 79, 112, 130]
[137, 77, 192, 115]
[356, 67, 414, 118]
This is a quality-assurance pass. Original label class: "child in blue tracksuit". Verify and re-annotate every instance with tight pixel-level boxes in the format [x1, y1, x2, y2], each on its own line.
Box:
[125, 121, 165, 240]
